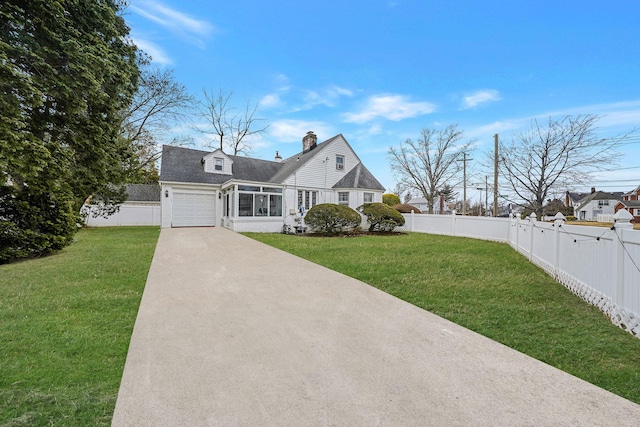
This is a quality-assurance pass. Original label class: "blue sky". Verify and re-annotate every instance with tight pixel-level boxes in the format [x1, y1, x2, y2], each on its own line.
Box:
[124, 0, 640, 201]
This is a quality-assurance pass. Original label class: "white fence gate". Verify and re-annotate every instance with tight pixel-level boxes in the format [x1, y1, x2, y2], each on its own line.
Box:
[398, 210, 640, 337]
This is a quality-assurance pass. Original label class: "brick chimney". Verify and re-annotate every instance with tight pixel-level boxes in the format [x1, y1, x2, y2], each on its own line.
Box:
[591, 187, 596, 194]
[274, 151, 282, 163]
[302, 131, 317, 153]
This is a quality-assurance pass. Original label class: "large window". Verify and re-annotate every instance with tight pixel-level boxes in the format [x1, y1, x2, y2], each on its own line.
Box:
[238, 185, 283, 217]
[364, 192, 373, 203]
[297, 190, 318, 211]
[338, 192, 349, 205]
[598, 200, 609, 207]
[214, 158, 223, 171]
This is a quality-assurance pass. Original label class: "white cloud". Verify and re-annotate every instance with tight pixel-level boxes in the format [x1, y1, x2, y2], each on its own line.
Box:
[131, 36, 172, 65]
[259, 94, 281, 108]
[343, 94, 436, 124]
[301, 85, 354, 109]
[130, 0, 214, 47]
[461, 90, 501, 110]
[268, 120, 334, 142]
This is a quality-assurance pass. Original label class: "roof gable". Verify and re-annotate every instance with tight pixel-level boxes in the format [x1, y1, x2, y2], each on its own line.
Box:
[332, 163, 385, 191]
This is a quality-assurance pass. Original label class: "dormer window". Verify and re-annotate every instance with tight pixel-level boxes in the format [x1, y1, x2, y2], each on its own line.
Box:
[336, 155, 344, 171]
[214, 158, 223, 171]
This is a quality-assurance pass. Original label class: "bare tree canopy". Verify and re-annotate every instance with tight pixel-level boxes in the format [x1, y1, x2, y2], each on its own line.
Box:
[499, 114, 624, 217]
[197, 88, 268, 155]
[389, 124, 472, 214]
[122, 66, 194, 182]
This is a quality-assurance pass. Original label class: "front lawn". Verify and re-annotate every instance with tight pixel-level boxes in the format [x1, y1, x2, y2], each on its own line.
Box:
[245, 232, 640, 404]
[0, 227, 159, 426]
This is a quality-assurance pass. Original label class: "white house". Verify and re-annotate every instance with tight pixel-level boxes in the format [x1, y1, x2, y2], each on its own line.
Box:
[573, 189, 620, 221]
[159, 132, 386, 231]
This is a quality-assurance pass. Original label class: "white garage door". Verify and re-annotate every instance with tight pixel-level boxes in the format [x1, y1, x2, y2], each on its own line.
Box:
[172, 192, 216, 227]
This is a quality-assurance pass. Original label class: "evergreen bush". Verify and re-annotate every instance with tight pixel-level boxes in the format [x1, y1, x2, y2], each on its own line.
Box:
[304, 203, 361, 234]
[357, 202, 405, 232]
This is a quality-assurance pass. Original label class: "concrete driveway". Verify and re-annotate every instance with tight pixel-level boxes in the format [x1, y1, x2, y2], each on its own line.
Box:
[112, 227, 640, 426]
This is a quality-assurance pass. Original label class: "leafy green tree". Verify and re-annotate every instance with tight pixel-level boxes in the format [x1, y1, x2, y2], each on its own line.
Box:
[382, 194, 401, 206]
[0, 0, 140, 261]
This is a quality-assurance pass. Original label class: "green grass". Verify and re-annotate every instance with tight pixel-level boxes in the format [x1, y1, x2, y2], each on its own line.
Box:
[0, 227, 159, 426]
[245, 232, 640, 404]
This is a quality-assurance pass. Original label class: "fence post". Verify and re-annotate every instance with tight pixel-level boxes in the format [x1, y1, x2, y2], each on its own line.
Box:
[613, 209, 633, 308]
[410, 210, 415, 232]
[528, 212, 537, 262]
[553, 212, 565, 278]
[451, 210, 457, 236]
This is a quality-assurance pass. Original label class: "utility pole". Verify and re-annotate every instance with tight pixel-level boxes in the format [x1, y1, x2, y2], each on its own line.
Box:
[485, 175, 489, 216]
[457, 152, 472, 215]
[493, 134, 499, 217]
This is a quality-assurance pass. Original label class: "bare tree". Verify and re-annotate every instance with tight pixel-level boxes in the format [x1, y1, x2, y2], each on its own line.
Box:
[121, 67, 194, 182]
[499, 114, 623, 218]
[389, 125, 472, 214]
[197, 88, 268, 155]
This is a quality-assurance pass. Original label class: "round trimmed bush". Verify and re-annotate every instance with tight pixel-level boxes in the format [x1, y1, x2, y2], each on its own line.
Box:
[357, 202, 405, 232]
[393, 203, 422, 214]
[382, 193, 401, 206]
[304, 203, 361, 234]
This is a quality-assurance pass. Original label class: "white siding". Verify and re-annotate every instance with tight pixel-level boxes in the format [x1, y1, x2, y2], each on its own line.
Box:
[284, 135, 360, 190]
[202, 150, 233, 175]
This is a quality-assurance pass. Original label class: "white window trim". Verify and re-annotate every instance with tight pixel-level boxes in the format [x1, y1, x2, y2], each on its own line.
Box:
[336, 155, 345, 171]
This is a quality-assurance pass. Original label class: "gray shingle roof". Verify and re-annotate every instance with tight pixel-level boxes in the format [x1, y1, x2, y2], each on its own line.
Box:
[160, 145, 282, 184]
[575, 191, 621, 209]
[332, 163, 385, 191]
[159, 135, 384, 191]
[125, 184, 161, 202]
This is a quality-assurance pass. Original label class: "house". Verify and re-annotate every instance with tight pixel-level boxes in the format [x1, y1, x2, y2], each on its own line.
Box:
[565, 190, 590, 209]
[407, 196, 451, 214]
[83, 184, 161, 226]
[159, 132, 386, 231]
[573, 188, 621, 221]
[614, 185, 640, 223]
[407, 197, 428, 212]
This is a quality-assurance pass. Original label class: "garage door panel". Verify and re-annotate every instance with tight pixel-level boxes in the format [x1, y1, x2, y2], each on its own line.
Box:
[172, 192, 215, 227]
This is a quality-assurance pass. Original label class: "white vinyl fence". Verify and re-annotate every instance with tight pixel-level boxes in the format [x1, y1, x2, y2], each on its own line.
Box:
[398, 210, 640, 337]
[82, 203, 161, 227]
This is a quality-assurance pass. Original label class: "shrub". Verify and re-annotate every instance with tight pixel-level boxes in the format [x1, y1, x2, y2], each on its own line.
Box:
[382, 193, 401, 206]
[393, 203, 422, 214]
[357, 202, 405, 232]
[304, 203, 361, 234]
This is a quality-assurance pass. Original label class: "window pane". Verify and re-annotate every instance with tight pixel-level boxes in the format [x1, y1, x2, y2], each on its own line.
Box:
[239, 193, 253, 216]
[262, 187, 282, 193]
[215, 158, 223, 171]
[336, 155, 344, 170]
[238, 185, 261, 192]
[255, 194, 268, 216]
[338, 192, 349, 205]
[312, 192, 317, 207]
[269, 195, 282, 216]
[305, 192, 310, 209]
[364, 192, 373, 203]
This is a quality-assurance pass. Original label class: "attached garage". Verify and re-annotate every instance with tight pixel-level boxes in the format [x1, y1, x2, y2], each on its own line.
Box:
[172, 192, 216, 227]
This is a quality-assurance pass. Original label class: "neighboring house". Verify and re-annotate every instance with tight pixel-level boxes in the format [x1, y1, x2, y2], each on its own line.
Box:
[614, 185, 640, 223]
[407, 197, 428, 212]
[83, 184, 161, 226]
[159, 132, 385, 231]
[408, 196, 450, 214]
[565, 190, 590, 209]
[573, 189, 621, 221]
